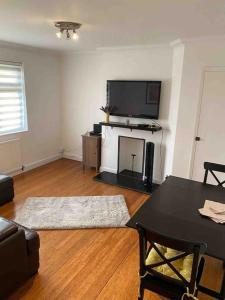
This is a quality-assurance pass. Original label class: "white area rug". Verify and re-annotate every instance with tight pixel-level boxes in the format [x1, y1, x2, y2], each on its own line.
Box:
[14, 195, 130, 230]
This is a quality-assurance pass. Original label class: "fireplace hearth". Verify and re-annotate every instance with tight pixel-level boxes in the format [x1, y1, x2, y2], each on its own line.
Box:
[94, 135, 158, 194]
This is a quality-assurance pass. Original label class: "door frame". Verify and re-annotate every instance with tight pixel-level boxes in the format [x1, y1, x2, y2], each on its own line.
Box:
[190, 66, 225, 179]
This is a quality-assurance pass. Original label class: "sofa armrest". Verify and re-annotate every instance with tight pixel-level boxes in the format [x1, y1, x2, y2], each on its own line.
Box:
[0, 228, 29, 298]
[0, 217, 18, 242]
[7, 218, 40, 254]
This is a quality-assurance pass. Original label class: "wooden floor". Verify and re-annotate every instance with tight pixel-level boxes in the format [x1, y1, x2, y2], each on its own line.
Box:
[0, 159, 223, 300]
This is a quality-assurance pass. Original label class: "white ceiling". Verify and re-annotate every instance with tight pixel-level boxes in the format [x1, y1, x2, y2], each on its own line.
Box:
[0, 0, 225, 51]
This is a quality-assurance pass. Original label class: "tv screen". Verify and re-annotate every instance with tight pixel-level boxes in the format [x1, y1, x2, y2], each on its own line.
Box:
[107, 80, 161, 119]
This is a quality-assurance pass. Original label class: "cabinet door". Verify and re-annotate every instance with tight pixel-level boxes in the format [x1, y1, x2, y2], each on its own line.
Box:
[85, 138, 97, 167]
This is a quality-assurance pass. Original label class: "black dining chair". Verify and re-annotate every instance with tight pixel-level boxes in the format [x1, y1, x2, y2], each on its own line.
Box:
[203, 161, 225, 270]
[137, 223, 207, 300]
[203, 162, 225, 186]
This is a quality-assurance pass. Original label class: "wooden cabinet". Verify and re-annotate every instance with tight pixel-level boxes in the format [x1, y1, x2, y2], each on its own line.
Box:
[82, 133, 101, 172]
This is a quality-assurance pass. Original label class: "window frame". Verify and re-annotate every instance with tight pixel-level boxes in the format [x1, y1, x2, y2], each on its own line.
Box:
[0, 60, 28, 137]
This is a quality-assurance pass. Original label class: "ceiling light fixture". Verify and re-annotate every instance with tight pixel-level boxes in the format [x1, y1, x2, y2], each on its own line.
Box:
[55, 21, 81, 40]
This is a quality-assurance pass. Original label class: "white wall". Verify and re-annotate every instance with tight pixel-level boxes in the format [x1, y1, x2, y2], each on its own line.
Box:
[61, 52, 103, 161]
[172, 38, 225, 178]
[61, 46, 173, 182]
[0, 44, 61, 173]
[164, 43, 185, 176]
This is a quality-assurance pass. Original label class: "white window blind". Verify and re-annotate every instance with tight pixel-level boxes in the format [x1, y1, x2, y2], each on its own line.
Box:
[0, 62, 27, 135]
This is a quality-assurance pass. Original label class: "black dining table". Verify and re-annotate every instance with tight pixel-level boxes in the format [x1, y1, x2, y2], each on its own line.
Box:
[126, 175, 225, 299]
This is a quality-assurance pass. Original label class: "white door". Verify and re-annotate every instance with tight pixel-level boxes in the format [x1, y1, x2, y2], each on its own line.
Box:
[192, 70, 225, 184]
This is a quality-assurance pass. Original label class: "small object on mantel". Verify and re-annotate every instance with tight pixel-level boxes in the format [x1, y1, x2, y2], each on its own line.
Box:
[100, 105, 115, 124]
[199, 200, 225, 223]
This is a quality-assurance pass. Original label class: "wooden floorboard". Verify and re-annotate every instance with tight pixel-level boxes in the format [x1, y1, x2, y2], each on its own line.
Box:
[0, 159, 223, 300]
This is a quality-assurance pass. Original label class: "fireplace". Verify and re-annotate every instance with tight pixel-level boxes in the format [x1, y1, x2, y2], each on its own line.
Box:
[118, 136, 145, 180]
[94, 132, 158, 194]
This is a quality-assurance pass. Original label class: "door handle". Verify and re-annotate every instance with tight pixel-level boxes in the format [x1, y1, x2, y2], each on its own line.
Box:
[195, 136, 201, 141]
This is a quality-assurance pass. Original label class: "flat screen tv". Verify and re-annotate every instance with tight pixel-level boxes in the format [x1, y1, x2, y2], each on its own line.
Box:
[107, 80, 161, 119]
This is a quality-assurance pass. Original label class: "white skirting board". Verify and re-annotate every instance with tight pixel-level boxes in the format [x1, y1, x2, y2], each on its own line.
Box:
[8, 153, 62, 176]
[63, 151, 82, 162]
[100, 166, 117, 174]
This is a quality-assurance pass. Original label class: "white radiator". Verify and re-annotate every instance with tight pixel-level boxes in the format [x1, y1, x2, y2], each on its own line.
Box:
[0, 139, 22, 174]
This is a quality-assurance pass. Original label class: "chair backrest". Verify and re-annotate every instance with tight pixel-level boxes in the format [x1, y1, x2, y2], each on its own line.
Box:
[203, 162, 225, 186]
[136, 223, 207, 294]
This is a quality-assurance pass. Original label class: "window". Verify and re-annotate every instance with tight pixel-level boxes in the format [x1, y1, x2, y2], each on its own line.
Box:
[0, 62, 28, 135]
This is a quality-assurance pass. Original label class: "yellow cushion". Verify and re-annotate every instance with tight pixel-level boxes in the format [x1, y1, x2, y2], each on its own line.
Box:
[145, 243, 166, 265]
[145, 244, 193, 282]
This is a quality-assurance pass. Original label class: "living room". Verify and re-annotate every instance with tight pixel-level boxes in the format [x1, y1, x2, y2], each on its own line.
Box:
[0, 1, 225, 299]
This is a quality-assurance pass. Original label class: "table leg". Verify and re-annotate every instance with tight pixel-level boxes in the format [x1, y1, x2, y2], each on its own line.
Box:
[220, 268, 225, 300]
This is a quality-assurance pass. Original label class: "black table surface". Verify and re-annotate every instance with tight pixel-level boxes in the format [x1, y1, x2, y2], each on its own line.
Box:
[127, 175, 225, 261]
